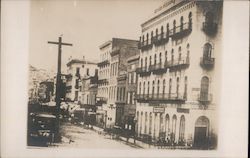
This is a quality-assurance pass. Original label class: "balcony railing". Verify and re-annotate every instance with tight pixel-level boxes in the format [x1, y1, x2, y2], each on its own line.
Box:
[98, 78, 109, 84]
[136, 66, 151, 77]
[202, 22, 217, 35]
[149, 63, 167, 74]
[165, 57, 190, 71]
[152, 32, 170, 46]
[97, 59, 110, 67]
[139, 41, 153, 51]
[170, 22, 192, 40]
[198, 93, 212, 103]
[135, 93, 186, 102]
[200, 57, 215, 69]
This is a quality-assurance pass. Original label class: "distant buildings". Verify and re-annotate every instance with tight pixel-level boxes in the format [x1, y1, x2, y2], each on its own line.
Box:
[28, 65, 55, 101]
[65, 56, 98, 102]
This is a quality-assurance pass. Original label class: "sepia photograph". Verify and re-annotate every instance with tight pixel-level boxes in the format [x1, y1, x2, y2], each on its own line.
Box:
[1, 0, 249, 157]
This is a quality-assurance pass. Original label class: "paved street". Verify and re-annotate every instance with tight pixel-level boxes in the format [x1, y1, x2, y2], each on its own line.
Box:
[52, 122, 141, 149]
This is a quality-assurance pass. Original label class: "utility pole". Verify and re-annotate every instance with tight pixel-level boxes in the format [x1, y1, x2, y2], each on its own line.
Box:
[48, 36, 72, 142]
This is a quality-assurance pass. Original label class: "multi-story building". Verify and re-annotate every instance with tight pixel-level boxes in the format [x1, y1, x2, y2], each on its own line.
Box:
[65, 56, 98, 102]
[135, 0, 223, 149]
[97, 38, 139, 129]
[123, 53, 140, 132]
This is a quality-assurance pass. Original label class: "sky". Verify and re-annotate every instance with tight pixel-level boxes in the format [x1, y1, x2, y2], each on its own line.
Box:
[29, 0, 164, 73]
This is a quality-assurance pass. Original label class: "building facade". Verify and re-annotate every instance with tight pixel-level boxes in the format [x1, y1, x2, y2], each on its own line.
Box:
[65, 56, 98, 102]
[97, 38, 139, 129]
[135, 0, 223, 149]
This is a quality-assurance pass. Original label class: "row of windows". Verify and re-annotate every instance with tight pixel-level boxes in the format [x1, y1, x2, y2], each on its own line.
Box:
[109, 86, 117, 101]
[127, 92, 136, 105]
[110, 62, 119, 76]
[128, 72, 137, 84]
[100, 51, 110, 62]
[137, 112, 185, 141]
[98, 87, 109, 98]
[138, 77, 188, 97]
[117, 87, 126, 102]
[141, 12, 192, 42]
[140, 44, 190, 68]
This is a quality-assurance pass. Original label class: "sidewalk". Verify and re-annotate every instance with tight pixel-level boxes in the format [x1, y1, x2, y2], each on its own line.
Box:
[91, 125, 191, 149]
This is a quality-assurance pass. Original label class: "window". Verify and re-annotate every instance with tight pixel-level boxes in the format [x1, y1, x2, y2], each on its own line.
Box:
[141, 58, 143, 68]
[144, 112, 148, 134]
[184, 76, 188, 99]
[151, 31, 154, 44]
[154, 54, 157, 65]
[143, 82, 146, 95]
[140, 112, 143, 135]
[187, 44, 190, 59]
[172, 115, 177, 142]
[165, 114, 170, 135]
[145, 57, 147, 69]
[203, 43, 212, 58]
[76, 67, 80, 75]
[146, 33, 149, 44]
[176, 77, 180, 97]
[166, 23, 170, 36]
[149, 56, 152, 66]
[165, 51, 168, 63]
[139, 82, 141, 95]
[173, 20, 176, 34]
[179, 115, 185, 142]
[200, 76, 209, 100]
[188, 12, 192, 28]
[180, 16, 184, 31]
[157, 80, 160, 96]
[147, 81, 150, 95]
[156, 28, 158, 37]
[159, 53, 162, 64]
[171, 49, 174, 63]
[178, 46, 182, 61]
[86, 68, 89, 76]
[169, 78, 172, 96]
[163, 79, 166, 94]
[149, 112, 152, 134]
[160, 114, 164, 133]
[133, 72, 136, 84]
[152, 81, 155, 95]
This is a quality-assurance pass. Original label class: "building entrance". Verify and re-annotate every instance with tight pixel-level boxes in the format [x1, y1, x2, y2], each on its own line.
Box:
[193, 116, 209, 149]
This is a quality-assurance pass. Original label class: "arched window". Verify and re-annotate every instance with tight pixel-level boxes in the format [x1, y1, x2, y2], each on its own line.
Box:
[171, 49, 174, 64]
[161, 25, 164, 38]
[200, 76, 209, 101]
[203, 43, 212, 58]
[143, 81, 146, 96]
[165, 51, 168, 63]
[172, 115, 177, 142]
[180, 16, 184, 31]
[144, 112, 148, 134]
[163, 79, 166, 95]
[141, 58, 143, 68]
[139, 82, 141, 95]
[152, 80, 155, 96]
[159, 52, 162, 64]
[173, 20, 176, 34]
[149, 112, 152, 134]
[188, 12, 192, 29]
[179, 115, 185, 142]
[160, 113, 164, 133]
[167, 23, 170, 36]
[156, 28, 158, 37]
[157, 80, 160, 96]
[176, 77, 180, 97]
[146, 33, 149, 44]
[140, 112, 143, 135]
[149, 56, 152, 66]
[154, 54, 157, 65]
[147, 81, 150, 95]
[184, 76, 188, 99]
[178, 46, 182, 61]
[136, 111, 139, 134]
[169, 78, 172, 97]
[165, 114, 170, 136]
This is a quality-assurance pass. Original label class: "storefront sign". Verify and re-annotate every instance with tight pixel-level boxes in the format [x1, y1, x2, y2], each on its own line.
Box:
[153, 107, 165, 113]
[177, 108, 190, 113]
